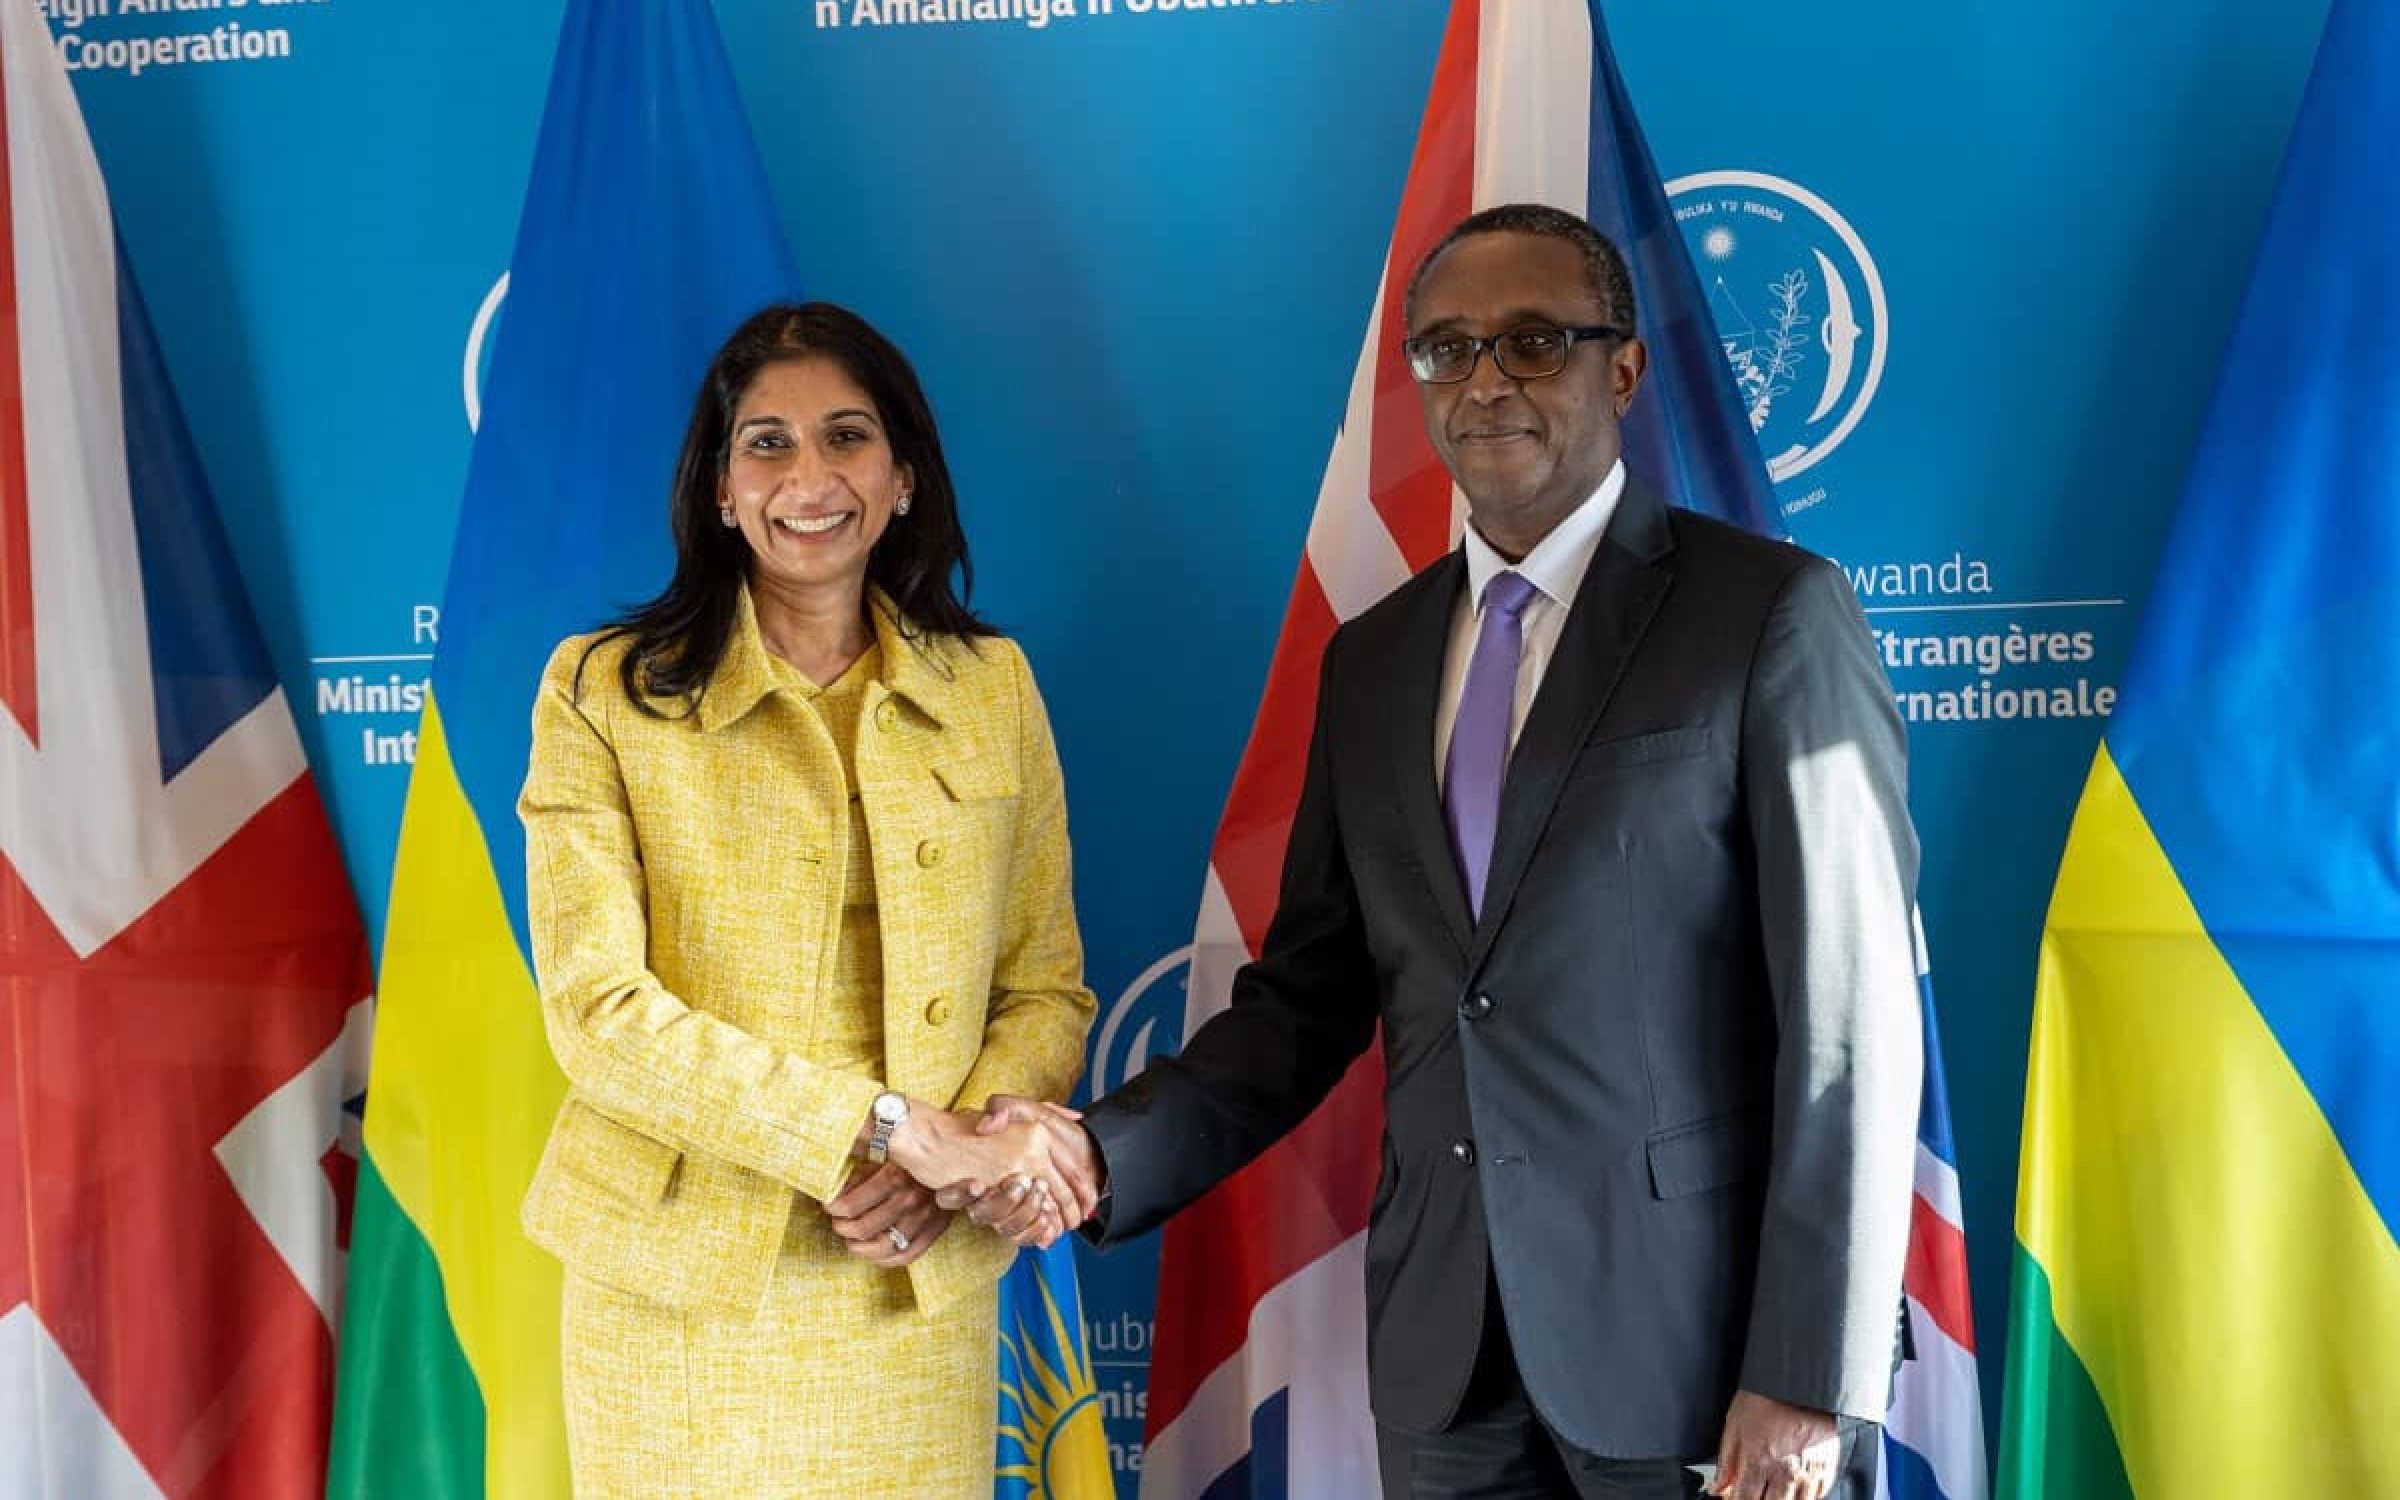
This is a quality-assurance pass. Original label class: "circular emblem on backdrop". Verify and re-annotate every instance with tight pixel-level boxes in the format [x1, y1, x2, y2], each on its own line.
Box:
[1662, 172, 1887, 485]
[1088, 946, 1190, 1098]
[462, 272, 509, 433]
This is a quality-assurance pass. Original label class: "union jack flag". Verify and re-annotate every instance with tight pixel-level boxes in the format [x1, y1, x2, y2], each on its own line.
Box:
[1137, 5, 1985, 1497]
[0, 8, 371, 1496]
[1883, 946, 1986, 1500]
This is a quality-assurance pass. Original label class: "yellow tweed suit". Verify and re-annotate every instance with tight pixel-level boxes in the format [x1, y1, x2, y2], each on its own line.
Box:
[518, 587, 1095, 1498]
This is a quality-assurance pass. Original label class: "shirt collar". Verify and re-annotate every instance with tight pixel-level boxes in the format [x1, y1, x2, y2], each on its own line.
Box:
[696, 580, 966, 732]
[1461, 458, 1625, 613]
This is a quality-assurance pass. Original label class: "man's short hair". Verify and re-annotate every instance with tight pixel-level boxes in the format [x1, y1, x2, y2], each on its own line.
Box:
[1403, 203, 1637, 335]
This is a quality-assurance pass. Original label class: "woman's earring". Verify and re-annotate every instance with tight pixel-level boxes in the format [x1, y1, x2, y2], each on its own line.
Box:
[717, 506, 737, 528]
[895, 491, 913, 517]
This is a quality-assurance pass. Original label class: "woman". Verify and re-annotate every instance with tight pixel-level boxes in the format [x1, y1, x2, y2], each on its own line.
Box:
[517, 302, 1097, 1497]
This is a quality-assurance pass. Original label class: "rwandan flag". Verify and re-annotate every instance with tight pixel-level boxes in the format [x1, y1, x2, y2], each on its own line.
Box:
[326, 0, 797, 1492]
[2001, 1, 2400, 1494]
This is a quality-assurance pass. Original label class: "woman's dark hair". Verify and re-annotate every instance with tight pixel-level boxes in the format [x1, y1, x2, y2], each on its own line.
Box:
[598, 301, 995, 712]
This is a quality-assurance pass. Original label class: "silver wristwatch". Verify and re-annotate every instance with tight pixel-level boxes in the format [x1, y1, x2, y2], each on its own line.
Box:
[866, 1091, 909, 1164]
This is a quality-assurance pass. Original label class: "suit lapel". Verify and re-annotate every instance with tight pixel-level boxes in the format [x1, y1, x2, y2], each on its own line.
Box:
[1389, 553, 1476, 953]
[1470, 480, 1676, 969]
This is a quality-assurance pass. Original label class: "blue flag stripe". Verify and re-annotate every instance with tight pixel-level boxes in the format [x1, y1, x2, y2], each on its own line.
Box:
[1580, 6, 1782, 539]
[115, 237, 279, 781]
[429, 0, 798, 962]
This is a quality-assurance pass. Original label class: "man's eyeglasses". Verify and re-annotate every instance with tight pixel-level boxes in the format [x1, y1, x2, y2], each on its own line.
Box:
[1401, 324, 1626, 385]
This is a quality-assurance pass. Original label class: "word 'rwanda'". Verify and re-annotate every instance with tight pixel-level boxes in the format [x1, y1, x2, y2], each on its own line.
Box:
[1841, 552, 1992, 601]
[822, 0, 1329, 27]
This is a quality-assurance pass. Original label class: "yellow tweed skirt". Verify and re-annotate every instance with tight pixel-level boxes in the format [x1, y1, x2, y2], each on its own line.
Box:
[561, 1204, 995, 1499]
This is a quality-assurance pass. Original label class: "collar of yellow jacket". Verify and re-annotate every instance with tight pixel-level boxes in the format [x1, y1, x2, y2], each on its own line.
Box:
[697, 581, 969, 733]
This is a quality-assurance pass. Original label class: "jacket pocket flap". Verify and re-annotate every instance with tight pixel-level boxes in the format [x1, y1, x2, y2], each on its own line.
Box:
[557, 1100, 682, 1204]
[1646, 1111, 1766, 1199]
[932, 756, 1021, 801]
[1574, 725, 1713, 777]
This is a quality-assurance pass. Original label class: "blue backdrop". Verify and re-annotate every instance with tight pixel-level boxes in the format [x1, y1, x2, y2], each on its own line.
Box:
[54, 0, 2332, 1486]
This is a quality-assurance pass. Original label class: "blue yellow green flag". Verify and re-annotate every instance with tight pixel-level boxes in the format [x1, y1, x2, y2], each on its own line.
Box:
[327, 0, 796, 1493]
[2000, 2, 2400, 1494]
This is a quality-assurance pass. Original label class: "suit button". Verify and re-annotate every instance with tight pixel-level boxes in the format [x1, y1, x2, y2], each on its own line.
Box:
[916, 839, 945, 868]
[1450, 1138, 1476, 1166]
[1458, 992, 1495, 1022]
[924, 995, 953, 1026]
[874, 700, 901, 733]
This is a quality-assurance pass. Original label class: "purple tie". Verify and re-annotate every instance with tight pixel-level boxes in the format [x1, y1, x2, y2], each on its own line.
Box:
[1444, 570, 1539, 920]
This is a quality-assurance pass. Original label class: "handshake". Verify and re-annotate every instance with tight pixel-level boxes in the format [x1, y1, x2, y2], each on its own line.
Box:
[827, 1095, 1102, 1268]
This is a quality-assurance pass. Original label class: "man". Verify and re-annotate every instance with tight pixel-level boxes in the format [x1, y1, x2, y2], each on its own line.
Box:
[980, 204, 1921, 1500]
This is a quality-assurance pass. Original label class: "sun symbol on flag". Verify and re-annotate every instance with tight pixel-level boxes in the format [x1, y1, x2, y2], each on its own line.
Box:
[1702, 226, 1738, 261]
[995, 1268, 1109, 1497]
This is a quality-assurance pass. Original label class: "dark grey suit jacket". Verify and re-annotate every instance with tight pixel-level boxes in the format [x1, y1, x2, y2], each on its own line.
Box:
[1084, 477, 1922, 1458]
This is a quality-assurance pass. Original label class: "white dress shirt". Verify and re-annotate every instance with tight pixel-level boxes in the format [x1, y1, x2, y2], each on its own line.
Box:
[1433, 460, 1626, 781]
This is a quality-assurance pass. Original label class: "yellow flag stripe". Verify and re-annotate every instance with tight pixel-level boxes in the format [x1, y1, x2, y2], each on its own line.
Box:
[2024, 743, 2400, 1495]
[364, 695, 571, 1499]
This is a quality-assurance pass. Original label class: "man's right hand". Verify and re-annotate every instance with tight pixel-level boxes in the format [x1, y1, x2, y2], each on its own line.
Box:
[947, 1095, 1103, 1232]
[883, 1104, 1081, 1247]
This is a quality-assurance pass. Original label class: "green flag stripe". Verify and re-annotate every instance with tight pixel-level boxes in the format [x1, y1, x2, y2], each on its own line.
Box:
[330, 1154, 487, 1500]
[1999, 1245, 2136, 1500]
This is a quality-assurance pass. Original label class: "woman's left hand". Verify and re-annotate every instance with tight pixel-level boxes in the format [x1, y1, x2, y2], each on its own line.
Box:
[827, 1162, 954, 1269]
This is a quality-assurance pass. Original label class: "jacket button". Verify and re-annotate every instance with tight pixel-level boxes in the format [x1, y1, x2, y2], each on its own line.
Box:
[916, 839, 945, 868]
[924, 995, 953, 1026]
[1450, 1138, 1476, 1166]
[874, 700, 901, 733]
[1458, 991, 1495, 1022]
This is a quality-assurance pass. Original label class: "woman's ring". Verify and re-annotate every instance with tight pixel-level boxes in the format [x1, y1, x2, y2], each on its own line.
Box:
[886, 1226, 910, 1253]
